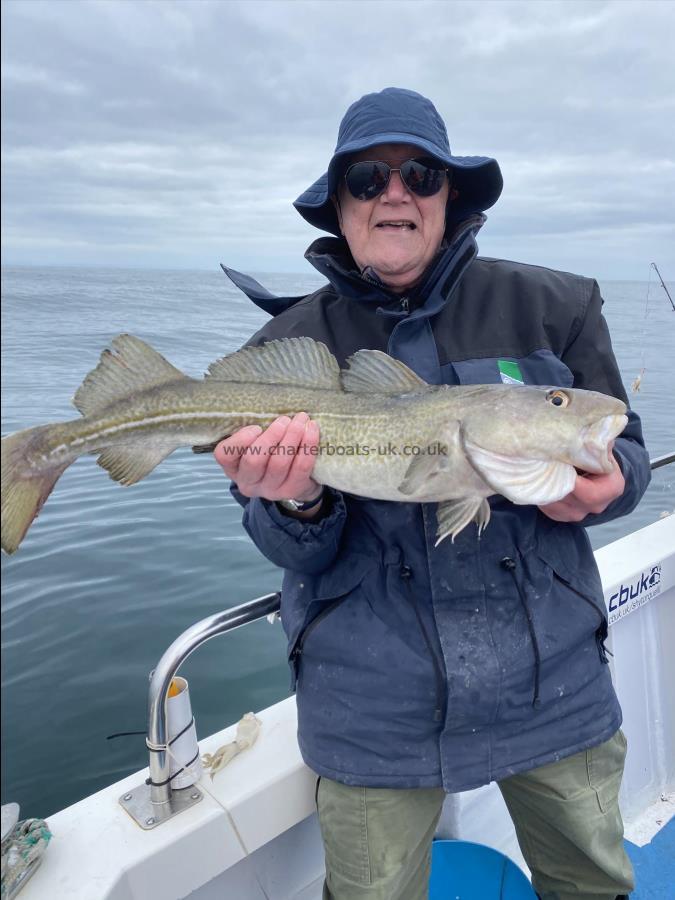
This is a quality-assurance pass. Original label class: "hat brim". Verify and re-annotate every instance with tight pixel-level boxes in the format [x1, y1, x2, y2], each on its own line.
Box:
[294, 134, 503, 236]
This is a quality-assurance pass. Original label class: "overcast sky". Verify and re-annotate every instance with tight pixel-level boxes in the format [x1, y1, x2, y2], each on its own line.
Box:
[2, 0, 674, 280]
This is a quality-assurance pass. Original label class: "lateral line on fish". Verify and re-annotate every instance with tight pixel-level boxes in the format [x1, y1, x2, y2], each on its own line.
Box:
[49, 410, 389, 454]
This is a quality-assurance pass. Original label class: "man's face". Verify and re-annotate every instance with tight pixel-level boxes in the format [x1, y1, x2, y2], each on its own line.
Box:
[334, 143, 449, 293]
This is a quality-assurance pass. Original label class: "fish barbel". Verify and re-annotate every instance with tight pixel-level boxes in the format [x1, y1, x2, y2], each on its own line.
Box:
[1, 335, 627, 554]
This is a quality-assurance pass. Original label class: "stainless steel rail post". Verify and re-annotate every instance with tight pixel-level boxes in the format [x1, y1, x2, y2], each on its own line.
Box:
[119, 591, 280, 829]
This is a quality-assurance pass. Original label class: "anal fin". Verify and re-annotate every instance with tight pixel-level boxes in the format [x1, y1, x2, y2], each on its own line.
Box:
[435, 497, 491, 546]
[97, 442, 180, 486]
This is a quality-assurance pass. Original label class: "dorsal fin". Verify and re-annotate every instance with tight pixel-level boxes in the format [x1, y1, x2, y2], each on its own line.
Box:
[73, 334, 188, 416]
[206, 337, 341, 390]
[341, 349, 428, 394]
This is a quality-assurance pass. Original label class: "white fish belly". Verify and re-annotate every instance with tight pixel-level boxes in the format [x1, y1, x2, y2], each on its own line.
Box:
[313, 444, 490, 502]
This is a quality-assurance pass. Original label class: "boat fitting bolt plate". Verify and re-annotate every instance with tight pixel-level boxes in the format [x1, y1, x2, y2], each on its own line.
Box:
[119, 783, 203, 829]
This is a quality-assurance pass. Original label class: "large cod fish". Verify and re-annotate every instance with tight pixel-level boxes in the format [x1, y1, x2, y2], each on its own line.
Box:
[1, 335, 627, 554]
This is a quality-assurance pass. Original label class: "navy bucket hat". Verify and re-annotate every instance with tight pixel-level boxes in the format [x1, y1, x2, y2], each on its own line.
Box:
[294, 87, 503, 237]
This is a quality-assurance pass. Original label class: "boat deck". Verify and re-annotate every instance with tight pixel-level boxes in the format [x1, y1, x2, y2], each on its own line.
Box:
[625, 798, 675, 899]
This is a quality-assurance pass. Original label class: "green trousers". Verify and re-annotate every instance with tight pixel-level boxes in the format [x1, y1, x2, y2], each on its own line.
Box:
[316, 730, 634, 900]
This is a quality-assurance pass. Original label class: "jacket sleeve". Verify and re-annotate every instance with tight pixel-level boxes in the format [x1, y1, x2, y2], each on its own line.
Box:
[230, 484, 348, 576]
[562, 280, 651, 526]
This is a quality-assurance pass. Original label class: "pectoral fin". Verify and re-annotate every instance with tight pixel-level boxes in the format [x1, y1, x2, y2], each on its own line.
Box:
[463, 439, 576, 505]
[435, 497, 491, 546]
[399, 451, 448, 496]
[398, 425, 459, 497]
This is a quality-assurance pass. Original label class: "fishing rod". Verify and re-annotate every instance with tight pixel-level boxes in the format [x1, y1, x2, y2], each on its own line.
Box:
[651, 262, 674, 311]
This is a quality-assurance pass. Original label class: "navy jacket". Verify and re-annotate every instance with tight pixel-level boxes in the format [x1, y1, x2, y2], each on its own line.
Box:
[226, 221, 651, 791]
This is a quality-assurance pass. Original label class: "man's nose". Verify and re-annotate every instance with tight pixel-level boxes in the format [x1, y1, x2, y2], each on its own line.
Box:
[381, 169, 410, 201]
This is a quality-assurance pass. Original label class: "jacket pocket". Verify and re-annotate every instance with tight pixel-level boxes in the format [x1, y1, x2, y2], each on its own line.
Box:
[535, 542, 610, 665]
[286, 554, 374, 691]
[550, 569, 610, 664]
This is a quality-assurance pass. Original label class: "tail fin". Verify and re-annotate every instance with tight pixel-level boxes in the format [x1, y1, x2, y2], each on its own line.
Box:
[1, 426, 71, 555]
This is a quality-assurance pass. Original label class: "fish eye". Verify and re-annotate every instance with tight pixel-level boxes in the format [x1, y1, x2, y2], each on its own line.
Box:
[546, 389, 570, 408]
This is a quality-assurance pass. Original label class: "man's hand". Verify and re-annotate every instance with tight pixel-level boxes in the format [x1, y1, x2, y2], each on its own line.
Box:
[539, 453, 625, 523]
[214, 412, 322, 505]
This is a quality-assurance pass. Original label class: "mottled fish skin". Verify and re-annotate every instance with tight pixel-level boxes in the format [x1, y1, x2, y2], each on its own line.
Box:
[1, 335, 627, 554]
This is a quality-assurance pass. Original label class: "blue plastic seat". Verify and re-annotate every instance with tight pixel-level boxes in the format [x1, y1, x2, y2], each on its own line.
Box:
[429, 839, 538, 899]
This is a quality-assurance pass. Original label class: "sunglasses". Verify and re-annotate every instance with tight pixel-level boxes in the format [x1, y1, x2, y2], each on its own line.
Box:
[344, 157, 449, 201]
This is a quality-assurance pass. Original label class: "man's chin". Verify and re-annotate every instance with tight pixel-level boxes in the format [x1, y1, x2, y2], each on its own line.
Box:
[373, 260, 425, 291]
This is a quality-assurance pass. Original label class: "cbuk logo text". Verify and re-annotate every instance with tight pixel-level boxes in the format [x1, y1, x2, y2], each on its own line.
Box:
[608, 565, 661, 613]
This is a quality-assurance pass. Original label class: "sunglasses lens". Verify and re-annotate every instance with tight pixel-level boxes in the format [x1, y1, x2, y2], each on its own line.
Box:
[345, 161, 391, 200]
[400, 159, 447, 197]
[344, 158, 447, 200]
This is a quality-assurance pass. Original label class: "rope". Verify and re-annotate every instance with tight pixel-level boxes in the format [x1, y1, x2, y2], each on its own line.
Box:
[1, 817, 52, 900]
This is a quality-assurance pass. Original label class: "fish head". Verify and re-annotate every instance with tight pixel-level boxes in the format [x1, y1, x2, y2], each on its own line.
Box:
[457, 385, 627, 506]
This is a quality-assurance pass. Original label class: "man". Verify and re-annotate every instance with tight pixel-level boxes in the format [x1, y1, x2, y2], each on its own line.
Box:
[216, 88, 650, 899]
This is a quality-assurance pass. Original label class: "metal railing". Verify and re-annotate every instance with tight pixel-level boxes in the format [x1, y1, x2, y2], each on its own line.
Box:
[650, 450, 675, 470]
[147, 591, 281, 806]
[119, 591, 282, 827]
[128, 449, 673, 826]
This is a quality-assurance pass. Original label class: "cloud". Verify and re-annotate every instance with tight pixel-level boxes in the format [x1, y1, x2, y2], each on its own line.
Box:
[3, 61, 87, 96]
[2, 0, 674, 277]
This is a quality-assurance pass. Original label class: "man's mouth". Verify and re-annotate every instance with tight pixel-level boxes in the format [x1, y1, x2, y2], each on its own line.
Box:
[375, 221, 417, 231]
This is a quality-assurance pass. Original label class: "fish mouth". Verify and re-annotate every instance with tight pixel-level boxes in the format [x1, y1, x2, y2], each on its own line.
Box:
[575, 414, 628, 474]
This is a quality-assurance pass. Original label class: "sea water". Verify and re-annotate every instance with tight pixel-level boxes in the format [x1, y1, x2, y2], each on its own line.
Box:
[1, 265, 673, 818]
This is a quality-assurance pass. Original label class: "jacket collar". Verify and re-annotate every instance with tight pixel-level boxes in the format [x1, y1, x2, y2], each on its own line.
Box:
[305, 214, 486, 319]
[221, 215, 485, 318]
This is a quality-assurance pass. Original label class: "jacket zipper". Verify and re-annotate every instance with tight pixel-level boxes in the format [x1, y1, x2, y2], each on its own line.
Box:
[288, 595, 349, 682]
[551, 571, 612, 663]
[400, 564, 445, 723]
[501, 557, 542, 707]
